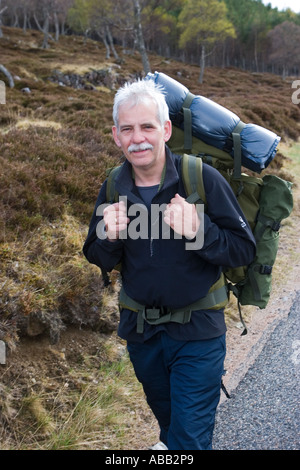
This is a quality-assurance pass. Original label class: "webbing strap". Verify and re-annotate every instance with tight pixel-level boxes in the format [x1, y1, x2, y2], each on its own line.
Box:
[182, 154, 206, 206]
[232, 121, 246, 180]
[106, 165, 121, 203]
[227, 283, 248, 336]
[255, 213, 281, 242]
[119, 284, 228, 333]
[182, 92, 195, 152]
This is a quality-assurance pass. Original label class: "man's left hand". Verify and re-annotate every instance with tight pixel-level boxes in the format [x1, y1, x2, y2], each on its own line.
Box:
[164, 194, 200, 239]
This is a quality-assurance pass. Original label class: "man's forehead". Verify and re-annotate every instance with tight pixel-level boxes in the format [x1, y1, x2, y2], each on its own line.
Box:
[118, 100, 160, 124]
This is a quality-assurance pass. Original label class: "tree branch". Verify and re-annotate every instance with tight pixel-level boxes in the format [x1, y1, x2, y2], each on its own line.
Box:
[0, 64, 14, 88]
[0, 6, 8, 16]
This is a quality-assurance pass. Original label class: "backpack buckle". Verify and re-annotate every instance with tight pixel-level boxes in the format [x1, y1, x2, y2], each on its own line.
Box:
[259, 265, 273, 275]
[144, 307, 162, 320]
[272, 221, 281, 231]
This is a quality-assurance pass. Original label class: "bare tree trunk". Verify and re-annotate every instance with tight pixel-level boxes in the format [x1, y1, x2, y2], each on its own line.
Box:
[42, 14, 50, 49]
[54, 12, 59, 42]
[34, 11, 52, 49]
[199, 45, 205, 84]
[97, 30, 110, 59]
[106, 25, 120, 61]
[132, 0, 151, 75]
[0, 4, 8, 38]
[23, 9, 28, 33]
[13, 12, 20, 28]
[254, 31, 259, 72]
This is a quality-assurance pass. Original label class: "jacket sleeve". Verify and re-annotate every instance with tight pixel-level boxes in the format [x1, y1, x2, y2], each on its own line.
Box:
[191, 165, 256, 268]
[82, 181, 124, 271]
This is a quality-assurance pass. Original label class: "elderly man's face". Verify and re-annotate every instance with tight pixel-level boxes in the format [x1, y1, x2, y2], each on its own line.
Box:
[112, 100, 171, 177]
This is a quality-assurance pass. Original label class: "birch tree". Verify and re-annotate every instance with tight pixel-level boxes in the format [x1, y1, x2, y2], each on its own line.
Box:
[178, 0, 235, 83]
[132, 0, 151, 74]
[0, 0, 7, 38]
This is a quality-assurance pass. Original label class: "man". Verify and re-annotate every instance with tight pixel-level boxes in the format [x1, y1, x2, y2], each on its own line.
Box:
[83, 79, 256, 450]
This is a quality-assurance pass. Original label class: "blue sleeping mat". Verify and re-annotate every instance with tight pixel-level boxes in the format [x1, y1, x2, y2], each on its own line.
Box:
[145, 72, 280, 173]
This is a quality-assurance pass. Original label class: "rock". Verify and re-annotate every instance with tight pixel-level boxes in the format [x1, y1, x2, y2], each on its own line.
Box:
[26, 315, 45, 337]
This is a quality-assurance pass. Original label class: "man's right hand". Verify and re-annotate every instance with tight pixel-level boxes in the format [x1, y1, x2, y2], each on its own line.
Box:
[103, 201, 130, 242]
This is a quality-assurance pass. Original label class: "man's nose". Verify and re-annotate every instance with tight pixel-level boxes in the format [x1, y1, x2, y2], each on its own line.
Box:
[132, 127, 145, 143]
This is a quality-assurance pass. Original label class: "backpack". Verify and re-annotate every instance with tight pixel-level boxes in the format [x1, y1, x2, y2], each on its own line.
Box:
[168, 126, 293, 331]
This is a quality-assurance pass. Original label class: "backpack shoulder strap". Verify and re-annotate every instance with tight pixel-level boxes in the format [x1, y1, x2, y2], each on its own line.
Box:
[181, 153, 207, 206]
[106, 165, 121, 203]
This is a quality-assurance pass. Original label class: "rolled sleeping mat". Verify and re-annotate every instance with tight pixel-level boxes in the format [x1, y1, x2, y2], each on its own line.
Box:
[145, 71, 281, 174]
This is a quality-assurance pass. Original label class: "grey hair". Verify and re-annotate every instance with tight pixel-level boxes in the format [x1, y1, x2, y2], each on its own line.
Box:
[112, 79, 170, 130]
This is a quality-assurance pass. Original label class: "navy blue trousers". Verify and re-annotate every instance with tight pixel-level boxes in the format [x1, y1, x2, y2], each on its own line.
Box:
[127, 332, 226, 450]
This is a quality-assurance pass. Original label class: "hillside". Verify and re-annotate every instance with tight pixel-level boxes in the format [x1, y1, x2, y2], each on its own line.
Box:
[0, 27, 299, 450]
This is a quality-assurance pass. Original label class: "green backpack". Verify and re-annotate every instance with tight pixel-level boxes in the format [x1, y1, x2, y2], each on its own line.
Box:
[168, 127, 293, 326]
[105, 127, 293, 335]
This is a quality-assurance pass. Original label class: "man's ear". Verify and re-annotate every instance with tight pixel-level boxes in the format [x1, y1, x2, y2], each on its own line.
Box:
[112, 126, 121, 147]
[164, 120, 172, 143]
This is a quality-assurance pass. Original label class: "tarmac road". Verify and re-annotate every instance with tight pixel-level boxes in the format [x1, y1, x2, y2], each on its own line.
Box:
[213, 291, 300, 451]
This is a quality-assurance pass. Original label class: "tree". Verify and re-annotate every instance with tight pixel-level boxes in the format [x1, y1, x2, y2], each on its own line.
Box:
[33, 3, 51, 49]
[178, 0, 236, 83]
[0, 0, 7, 38]
[32, 0, 64, 48]
[141, 0, 185, 57]
[67, 0, 91, 40]
[132, 0, 151, 74]
[268, 21, 300, 77]
[88, 0, 121, 60]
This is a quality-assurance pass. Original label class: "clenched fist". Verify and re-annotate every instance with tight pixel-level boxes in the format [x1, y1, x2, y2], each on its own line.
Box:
[164, 193, 201, 239]
[103, 201, 130, 242]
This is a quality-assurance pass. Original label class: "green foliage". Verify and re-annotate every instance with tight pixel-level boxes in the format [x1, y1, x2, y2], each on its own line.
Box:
[178, 0, 236, 48]
[67, 0, 91, 34]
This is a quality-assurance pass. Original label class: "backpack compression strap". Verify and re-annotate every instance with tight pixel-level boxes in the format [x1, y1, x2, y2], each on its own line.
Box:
[232, 121, 246, 179]
[182, 92, 195, 153]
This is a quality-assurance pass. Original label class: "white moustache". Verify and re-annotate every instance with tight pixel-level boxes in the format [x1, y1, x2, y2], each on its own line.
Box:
[128, 143, 154, 153]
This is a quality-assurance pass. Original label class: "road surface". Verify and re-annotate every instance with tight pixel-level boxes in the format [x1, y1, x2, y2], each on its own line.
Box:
[213, 291, 300, 450]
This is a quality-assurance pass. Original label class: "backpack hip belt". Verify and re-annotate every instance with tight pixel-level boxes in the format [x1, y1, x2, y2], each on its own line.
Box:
[119, 278, 228, 334]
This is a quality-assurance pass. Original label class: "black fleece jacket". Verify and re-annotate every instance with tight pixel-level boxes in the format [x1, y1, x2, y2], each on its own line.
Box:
[83, 147, 256, 342]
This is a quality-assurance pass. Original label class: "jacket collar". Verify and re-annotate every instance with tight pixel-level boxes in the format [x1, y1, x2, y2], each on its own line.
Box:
[114, 146, 179, 203]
